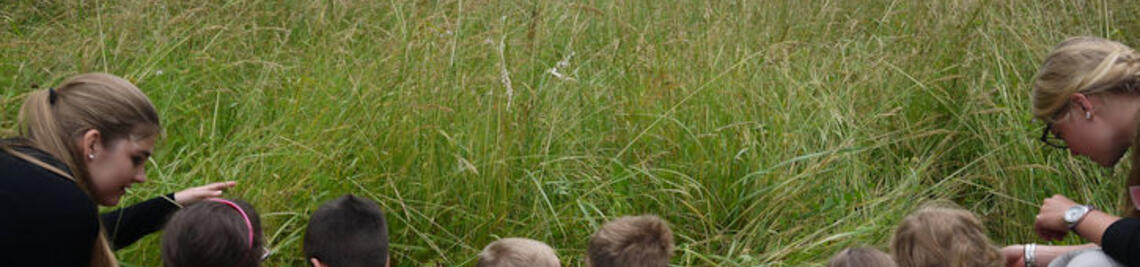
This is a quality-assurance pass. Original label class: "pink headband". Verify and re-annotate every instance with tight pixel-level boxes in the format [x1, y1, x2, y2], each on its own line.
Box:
[208, 198, 255, 249]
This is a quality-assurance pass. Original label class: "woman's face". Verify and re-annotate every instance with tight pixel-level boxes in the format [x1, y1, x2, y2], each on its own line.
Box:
[86, 135, 155, 206]
[1049, 99, 1131, 167]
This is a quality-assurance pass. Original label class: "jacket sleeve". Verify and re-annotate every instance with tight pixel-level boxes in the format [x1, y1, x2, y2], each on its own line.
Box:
[1101, 217, 1140, 266]
[100, 193, 181, 250]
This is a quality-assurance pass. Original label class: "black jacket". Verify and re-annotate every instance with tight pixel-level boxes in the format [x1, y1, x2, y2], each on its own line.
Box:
[1103, 217, 1140, 266]
[0, 140, 179, 266]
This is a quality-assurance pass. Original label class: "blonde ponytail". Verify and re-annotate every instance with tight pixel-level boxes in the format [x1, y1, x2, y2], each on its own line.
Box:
[18, 89, 88, 186]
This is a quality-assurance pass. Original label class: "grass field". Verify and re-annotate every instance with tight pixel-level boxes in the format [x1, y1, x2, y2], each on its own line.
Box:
[4, 0, 1140, 266]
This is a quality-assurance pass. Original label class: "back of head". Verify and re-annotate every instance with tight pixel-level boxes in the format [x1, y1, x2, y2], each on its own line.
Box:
[587, 215, 674, 267]
[828, 246, 897, 267]
[304, 194, 389, 267]
[162, 199, 264, 267]
[1032, 37, 1140, 122]
[477, 238, 560, 267]
[890, 203, 1002, 267]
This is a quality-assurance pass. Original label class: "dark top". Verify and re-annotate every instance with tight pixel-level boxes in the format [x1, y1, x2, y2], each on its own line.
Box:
[0, 141, 179, 266]
[1103, 217, 1140, 266]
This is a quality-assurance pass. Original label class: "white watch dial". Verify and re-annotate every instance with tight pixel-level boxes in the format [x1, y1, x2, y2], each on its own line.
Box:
[1064, 205, 1090, 228]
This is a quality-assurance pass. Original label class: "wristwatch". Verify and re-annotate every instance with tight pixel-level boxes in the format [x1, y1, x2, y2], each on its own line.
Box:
[1064, 205, 1094, 229]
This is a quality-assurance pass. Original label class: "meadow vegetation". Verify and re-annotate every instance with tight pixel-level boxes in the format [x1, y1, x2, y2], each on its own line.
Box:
[3, 0, 1140, 265]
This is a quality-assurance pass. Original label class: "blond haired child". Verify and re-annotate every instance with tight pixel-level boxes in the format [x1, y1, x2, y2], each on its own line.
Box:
[587, 215, 674, 267]
[828, 246, 897, 267]
[891, 203, 1002, 267]
[477, 237, 559, 267]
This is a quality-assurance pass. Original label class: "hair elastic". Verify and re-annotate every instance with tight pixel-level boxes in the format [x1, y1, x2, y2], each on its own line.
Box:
[207, 198, 255, 249]
[48, 88, 57, 104]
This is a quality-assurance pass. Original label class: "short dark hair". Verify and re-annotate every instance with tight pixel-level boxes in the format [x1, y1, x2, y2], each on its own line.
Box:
[162, 198, 264, 267]
[587, 215, 674, 267]
[304, 194, 389, 267]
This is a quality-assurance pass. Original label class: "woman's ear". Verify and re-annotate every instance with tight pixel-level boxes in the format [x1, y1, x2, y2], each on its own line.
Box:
[1070, 93, 1096, 118]
[78, 129, 102, 161]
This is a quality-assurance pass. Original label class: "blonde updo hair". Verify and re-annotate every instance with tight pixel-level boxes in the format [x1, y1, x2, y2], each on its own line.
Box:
[1032, 37, 1140, 123]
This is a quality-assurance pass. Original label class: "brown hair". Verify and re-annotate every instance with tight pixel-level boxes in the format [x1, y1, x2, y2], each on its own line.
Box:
[828, 246, 897, 267]
[304, 195, 389, 267]
[890, 203, 1002, 267]
[2, 73, 161, 267]
[1031, 37, 1140, 217]
[477, 238, 560, 267]
[587, 215, 674, 267]
[161, 199, 264, 267]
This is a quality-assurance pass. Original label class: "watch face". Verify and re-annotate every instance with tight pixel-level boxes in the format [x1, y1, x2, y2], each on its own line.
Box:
[1065, 206, 1087, 223]
[1065, 208, 1080, 222]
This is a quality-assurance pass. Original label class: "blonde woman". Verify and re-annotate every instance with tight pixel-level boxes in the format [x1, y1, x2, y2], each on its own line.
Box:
[1004, 37, 1140, 267]
[0, 73, 236, 266]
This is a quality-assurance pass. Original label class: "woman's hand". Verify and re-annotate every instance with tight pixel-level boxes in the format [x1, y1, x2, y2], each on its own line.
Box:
[1001, 245, 1026, 267]
[173, 181, 237, 205]
[1035, 194, 1079, 241]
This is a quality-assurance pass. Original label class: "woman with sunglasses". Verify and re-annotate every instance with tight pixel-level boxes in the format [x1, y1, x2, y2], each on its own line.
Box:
[1003, 37, 1140, 267]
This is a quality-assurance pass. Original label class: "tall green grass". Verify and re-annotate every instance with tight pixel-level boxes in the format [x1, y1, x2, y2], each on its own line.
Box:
[3, 0, 1140, 266]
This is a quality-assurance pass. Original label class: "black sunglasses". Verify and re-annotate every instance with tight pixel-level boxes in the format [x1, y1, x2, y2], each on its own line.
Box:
[1039, 123, 1068, 149]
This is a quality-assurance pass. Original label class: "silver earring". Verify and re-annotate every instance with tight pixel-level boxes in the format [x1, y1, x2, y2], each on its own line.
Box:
[1086, 112, 1092, 119]
[88, 154, 95, 159]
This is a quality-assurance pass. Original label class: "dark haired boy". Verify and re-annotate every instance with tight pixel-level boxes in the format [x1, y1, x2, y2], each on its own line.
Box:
[304, 194, 390, 267]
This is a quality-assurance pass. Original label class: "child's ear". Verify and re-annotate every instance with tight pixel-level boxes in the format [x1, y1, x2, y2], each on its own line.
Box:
[310, 258, 326, 267]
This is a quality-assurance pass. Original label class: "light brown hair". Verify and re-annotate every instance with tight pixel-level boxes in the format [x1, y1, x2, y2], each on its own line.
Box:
[477, 238, 560, 267]
[890, 203, 1002, 267]
[828, 246, 897, 267]
[2, 73, 161, 267]
[1032, 37, 1140, 217]
[587, 215, 674, 267]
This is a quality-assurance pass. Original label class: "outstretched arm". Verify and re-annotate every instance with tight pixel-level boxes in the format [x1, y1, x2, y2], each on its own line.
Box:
[101, 181, 236, 249]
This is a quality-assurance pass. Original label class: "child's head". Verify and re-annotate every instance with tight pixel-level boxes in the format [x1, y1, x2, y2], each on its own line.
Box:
[162, 198, 265, 267]
[477, 238, 560, 267]
[890, 203, 1002, 267]
[587, 215, 674, 267]
[304, 194, 389, 267]
[828, 246, 897, 267]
